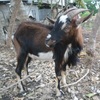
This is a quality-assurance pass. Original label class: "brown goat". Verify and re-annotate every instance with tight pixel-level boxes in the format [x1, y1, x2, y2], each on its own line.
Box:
[45, 8, 92, 96]
[12, 8, 92, 96]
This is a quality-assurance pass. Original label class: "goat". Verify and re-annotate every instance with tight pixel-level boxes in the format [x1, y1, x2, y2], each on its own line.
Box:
[45, 8, 92, 96]
[12, 7, 92, 96]
[13, 22, 54, 92]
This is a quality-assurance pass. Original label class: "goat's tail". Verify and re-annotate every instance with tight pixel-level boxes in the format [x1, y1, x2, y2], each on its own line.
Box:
[12, 36, 21, 58]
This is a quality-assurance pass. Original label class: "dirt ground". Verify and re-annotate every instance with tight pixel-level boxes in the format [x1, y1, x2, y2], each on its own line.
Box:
[0, 26, 100, 100]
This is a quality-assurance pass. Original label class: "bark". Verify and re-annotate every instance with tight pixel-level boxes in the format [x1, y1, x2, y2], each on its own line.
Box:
[7, 0, 21, 47]
[7, 0, 28, 47]
[87, 8, 100, 55]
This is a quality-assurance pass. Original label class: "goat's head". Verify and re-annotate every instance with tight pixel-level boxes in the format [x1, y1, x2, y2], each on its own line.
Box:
[45, 7, 92, 47]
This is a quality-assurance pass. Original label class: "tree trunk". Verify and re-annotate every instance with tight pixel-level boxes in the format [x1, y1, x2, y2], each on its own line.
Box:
[87, 8, 100, 55]
[7, 0, 28, 47]
[17, 1, 28, 22]
[7, 0, 21, 47]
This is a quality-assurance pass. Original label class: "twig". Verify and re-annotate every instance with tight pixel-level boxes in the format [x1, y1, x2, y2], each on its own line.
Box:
[26, 69, 90, 91]
[61, 69, 90, 88]
[0, 71, 35, 93]
[0, 69, 90, 93]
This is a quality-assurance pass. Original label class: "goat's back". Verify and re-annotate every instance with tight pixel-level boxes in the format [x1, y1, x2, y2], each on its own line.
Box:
[13, 22, 53, 55]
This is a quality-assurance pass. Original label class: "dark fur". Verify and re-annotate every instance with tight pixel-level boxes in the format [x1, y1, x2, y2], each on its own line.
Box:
[45, 14, 84, 96]
[13, 21, 82, 96]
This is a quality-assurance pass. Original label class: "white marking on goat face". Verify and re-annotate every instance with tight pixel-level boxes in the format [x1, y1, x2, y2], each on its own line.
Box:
[28, 51, 53, 61]
[59, 15, 68, 23]
[46, 34, 51, 39]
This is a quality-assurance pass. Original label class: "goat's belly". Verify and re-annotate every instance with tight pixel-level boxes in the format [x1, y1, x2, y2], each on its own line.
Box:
[28, 51, 53, 61]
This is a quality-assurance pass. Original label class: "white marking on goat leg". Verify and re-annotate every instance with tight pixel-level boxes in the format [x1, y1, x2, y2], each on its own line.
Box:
[56, 77, 62, 96]
[16, 73, 24, 92]
[64, 48, 69, 61]
[24, 56, 28, 77]
[64, 44, 72, 61]
[46, 34, 51, 39]
[61, 71, 66, 85]
[59, 15, 68, 23]
[23, 57, 32, 83]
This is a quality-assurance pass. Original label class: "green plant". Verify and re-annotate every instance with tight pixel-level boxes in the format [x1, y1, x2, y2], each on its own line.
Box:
[38, 0, 43, 8]
[81, 11, 90, 17]
[84, 0, 98, 15]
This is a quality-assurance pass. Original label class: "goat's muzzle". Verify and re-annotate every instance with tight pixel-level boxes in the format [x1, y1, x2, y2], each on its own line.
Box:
[45, 38, 56, 48]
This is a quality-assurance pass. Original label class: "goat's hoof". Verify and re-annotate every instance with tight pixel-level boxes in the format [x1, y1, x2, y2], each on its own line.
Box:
[56, 90, 64, 97]
[18, 86, 26, 93]
[19, 89, 25, 93]
[17, 91, 27, 97]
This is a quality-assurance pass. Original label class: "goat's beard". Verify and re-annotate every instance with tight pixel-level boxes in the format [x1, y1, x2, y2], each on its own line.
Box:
[67, 47, 81, 67]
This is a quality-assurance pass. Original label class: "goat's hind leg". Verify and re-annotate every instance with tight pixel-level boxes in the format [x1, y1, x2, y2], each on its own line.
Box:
[24, 56, 32, 76]
[15, 51, 28, 92]
[23, 56, 32, 83]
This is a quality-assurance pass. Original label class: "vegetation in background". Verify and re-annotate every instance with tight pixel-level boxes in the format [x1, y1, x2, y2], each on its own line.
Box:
[75, 0, 87, 8]
[84, 0, 99, 15]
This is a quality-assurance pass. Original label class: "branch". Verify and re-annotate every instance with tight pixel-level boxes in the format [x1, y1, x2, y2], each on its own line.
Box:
[61, 69, 90, 88]
[0, 69, 90, 93]
[0, 71, 35, 93]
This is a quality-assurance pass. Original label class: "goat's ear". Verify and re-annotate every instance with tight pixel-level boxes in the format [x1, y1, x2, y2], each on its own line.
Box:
[46, 17, 55, 24]
[76, 11, 93, 25]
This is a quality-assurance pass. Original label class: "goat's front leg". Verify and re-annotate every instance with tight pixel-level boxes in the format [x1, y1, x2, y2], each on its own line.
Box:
[61, 62, 67, 86]
[61, 68, 66, 86]
[55, 64, 64, 96]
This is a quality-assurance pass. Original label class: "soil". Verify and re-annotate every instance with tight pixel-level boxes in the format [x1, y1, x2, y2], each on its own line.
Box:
[0, 27, 100, 100]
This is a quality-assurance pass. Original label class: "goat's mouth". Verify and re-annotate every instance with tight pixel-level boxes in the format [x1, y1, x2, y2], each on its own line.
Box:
[45, 39, 56, 48]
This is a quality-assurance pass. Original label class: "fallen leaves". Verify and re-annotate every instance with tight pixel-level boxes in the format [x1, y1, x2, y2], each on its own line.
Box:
[0, 44, 100, 100]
